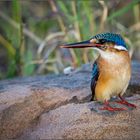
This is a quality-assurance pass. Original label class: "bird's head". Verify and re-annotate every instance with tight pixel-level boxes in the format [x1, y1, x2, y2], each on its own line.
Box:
[60, 33, 128, 55]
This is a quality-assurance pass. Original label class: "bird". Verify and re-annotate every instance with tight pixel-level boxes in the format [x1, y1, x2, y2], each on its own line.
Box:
[60, 32, 136, 111]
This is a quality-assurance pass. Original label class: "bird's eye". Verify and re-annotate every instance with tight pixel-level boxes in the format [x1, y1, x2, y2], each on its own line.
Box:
[99, 39, 106, 43]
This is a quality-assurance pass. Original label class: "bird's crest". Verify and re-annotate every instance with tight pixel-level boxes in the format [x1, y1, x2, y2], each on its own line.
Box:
[91, 33, 127, 49]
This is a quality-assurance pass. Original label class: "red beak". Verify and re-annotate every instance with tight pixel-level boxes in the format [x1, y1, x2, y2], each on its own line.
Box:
[60, 40, 104, 49]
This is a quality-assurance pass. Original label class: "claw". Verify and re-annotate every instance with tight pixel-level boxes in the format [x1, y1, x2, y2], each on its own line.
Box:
[117, 95, 137, 108]
[99, 101, 127, 112]
[99, 106, 126, 111]
[116, 101, 136, 108]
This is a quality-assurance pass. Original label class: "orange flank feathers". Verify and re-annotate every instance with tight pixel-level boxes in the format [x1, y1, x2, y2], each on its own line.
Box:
[94, 50, 131, 102]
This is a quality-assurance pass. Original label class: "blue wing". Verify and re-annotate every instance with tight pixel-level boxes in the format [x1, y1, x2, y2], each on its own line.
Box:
[90, 61, 99, 101]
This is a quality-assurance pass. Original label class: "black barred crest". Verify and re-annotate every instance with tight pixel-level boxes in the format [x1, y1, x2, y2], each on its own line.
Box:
[91, 33, 127, 48]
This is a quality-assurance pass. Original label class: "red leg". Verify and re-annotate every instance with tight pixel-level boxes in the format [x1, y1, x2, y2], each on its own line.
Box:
[99, 100, 127, 111]
[116, 95, 136, 108]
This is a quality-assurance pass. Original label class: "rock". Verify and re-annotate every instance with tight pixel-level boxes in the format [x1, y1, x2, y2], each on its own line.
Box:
[0, 61, 140, 139]
[20, 95, 140, 140]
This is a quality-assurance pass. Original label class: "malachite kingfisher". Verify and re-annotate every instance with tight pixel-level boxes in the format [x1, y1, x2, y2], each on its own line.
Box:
[60, 32, 136, 111]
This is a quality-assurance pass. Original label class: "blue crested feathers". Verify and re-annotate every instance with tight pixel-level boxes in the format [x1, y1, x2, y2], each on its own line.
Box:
[91, 32, 127, 49]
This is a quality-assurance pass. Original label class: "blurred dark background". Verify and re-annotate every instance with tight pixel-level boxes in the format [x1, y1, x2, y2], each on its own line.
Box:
[0, 0, 140, 80]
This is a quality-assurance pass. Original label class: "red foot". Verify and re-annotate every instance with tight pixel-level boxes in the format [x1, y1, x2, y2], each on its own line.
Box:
[117, 95, 137, 108]
[116, 101, 136, 108]
[99, 101, 127, 112]
[99, 106, 126, 111]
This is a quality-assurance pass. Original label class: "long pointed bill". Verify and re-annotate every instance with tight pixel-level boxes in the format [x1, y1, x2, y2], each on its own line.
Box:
[60, 40, 104, 49]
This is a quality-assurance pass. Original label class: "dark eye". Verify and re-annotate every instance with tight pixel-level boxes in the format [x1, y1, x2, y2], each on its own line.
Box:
[99, 39, 106, 43]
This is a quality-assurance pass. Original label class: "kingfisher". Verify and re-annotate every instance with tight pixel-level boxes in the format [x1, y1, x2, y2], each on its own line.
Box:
[60, 32, 136, 111]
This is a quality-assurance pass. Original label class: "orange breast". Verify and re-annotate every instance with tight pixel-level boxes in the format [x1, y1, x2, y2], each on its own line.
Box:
[95, 51, 131, 102]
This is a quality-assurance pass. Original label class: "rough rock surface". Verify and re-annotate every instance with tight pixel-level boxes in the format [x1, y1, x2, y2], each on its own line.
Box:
[0, 61, 140, 139]
[20, 96, 140, 140]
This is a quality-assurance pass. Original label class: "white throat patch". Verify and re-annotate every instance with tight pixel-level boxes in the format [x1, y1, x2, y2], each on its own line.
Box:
[93, 47, 127, 63]
[114, 45, 128, 51]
